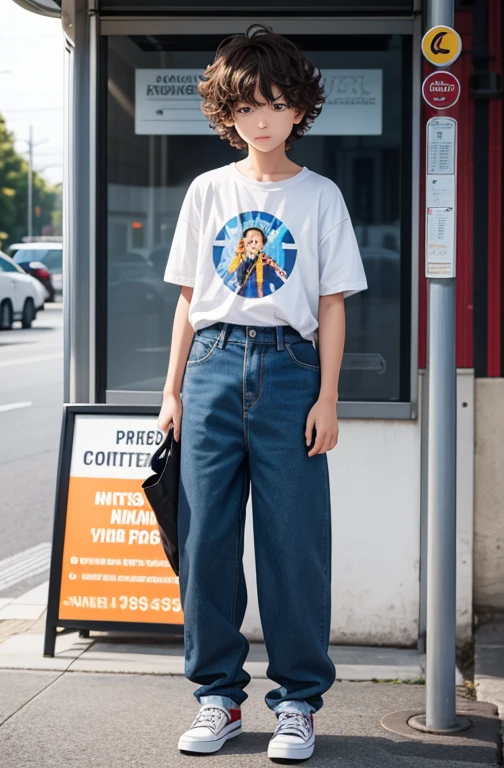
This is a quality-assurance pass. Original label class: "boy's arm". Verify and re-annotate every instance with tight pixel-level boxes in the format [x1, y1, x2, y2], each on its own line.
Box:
[158, 285, 194, 438]
[162, 286, 195, 399]
[305, 292, 344, 456]
[317, 292, 345, 405]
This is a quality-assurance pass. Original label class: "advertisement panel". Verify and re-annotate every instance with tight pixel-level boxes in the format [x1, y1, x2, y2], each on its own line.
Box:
[45, 406, 183, 657]
[135, 68, 383, 136]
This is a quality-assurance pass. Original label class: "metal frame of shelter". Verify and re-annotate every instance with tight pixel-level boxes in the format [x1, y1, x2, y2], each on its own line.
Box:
[59, 2, 422, 422]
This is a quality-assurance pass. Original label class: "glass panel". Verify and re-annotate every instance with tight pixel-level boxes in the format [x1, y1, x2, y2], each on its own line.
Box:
[0, 256, 19, 273]
[42, 250, 63, 272]
[106, 34, 410, 402]
[14, 249, 49, 264]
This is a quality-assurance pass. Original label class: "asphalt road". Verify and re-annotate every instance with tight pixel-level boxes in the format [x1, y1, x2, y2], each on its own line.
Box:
[0, 303, 63, 597]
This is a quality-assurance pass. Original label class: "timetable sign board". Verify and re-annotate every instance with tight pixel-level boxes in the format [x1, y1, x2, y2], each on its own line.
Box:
[425, 117, 457, 279]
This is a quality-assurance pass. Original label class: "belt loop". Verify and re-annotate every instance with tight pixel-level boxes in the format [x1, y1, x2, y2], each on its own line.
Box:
[217, 322, 231, 349]
[275, 326, 285, 351]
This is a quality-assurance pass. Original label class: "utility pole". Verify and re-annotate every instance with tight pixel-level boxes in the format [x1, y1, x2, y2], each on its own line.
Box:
[424, 0, 458, 732]
[28, 126, 33, 239]
[409, 0, 470, 735]
[24, 127, 48, 240]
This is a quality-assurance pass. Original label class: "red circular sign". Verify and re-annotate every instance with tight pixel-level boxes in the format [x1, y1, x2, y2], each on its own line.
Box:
[422, 71, 461, 110]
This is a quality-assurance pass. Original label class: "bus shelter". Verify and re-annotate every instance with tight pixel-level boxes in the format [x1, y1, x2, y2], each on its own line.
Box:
[14, 0, 487, 651]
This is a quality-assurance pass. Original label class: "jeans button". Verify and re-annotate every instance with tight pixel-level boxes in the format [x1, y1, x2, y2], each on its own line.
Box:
[249, 329, 257, 338]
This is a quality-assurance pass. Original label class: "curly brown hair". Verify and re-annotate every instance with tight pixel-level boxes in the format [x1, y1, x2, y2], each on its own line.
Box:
[198, 24, 325, 150]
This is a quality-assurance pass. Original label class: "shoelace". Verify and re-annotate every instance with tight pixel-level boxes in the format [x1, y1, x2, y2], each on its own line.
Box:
[192, 706, 228, 732]
[274, 711, 312, 738]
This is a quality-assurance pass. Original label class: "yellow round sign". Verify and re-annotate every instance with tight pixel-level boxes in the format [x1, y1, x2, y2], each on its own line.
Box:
[422, 25, 462, 67]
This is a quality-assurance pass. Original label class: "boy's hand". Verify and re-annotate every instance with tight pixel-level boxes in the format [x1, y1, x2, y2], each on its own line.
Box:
[305, 398, 339, 457]
[158, 393, 183, 442]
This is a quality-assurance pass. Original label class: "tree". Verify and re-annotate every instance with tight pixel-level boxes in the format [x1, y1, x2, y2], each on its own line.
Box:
[0, 114, 61, 249]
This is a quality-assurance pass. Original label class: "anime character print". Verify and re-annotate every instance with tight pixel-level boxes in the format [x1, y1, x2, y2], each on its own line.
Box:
[213, 211, 297, 299]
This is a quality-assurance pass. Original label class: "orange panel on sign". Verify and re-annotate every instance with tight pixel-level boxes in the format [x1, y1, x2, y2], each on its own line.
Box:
[59, 477, 183, 624]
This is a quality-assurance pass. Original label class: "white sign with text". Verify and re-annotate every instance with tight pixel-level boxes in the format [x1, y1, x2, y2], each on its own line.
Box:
[135, 68, 383, 136]
[425, 117, 457, 278]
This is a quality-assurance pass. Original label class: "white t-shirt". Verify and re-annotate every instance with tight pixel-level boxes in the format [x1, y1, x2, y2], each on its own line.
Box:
[164, 162, 367, 342]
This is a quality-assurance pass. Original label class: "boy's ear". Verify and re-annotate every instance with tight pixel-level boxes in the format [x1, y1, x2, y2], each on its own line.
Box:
[293, 108, 306, 125]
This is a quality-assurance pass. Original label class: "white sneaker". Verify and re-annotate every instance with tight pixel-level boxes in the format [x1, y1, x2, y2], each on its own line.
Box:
[178, 704, 242, 754]
[267, 710, 315, 761]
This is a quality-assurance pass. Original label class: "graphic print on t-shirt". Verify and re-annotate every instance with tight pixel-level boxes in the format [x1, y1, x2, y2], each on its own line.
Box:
[213, 211, 297, 299]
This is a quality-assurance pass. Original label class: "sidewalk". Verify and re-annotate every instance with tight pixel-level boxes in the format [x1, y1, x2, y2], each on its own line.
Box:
[0, 618, 502, 767]
[0, 669, 499, 767]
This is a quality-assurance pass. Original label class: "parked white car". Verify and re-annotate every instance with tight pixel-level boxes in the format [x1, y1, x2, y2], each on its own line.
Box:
[8, 242, 63, 295]
[0, 251, 46, 330]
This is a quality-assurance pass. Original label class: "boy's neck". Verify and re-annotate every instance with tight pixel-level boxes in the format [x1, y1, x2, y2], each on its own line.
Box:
[235, 144, 304, 182]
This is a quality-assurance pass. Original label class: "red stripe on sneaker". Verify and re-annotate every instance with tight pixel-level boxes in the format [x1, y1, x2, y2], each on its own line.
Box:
[228, 709, 242, 723]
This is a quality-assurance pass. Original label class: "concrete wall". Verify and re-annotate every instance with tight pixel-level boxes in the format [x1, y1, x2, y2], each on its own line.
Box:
[474, 379, 504, 615]
[456, 371, 475, 640]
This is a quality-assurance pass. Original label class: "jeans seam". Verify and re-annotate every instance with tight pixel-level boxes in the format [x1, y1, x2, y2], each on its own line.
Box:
[242, 337, 248, 451]
[186, 336, 220, 366]
[285, 342, 320, 371]
[320, 457, 331, 649]
[231, 478, 247, 627]
[247, 347, 264, 409]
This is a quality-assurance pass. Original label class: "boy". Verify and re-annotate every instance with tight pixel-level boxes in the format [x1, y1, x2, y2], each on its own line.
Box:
[158, 24, 367, 762]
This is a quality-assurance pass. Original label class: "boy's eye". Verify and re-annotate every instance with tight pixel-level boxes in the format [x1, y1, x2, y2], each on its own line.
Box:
[237, 106, 252, 114]
[273, 103, 287, 111]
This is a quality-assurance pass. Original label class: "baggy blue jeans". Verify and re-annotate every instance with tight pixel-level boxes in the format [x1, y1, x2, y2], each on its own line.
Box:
[178, 321, 336, 715]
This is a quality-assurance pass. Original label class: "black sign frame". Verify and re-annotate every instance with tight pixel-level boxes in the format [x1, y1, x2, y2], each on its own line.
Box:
[44, 404, 184, 657]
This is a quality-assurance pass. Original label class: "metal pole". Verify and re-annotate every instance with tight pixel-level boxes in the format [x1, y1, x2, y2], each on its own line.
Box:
[425, 0, 458, 732]
[28, 125, 33, 239]
[426, 283, 457, 729]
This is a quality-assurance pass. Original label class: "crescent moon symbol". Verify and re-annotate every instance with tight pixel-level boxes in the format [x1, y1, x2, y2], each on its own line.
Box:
[431, 31, 451, 55]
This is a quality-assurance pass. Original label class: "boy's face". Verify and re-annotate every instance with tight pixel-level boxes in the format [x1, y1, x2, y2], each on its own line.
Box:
[244, 229, 263, 257]
[230, 84, 305, 153]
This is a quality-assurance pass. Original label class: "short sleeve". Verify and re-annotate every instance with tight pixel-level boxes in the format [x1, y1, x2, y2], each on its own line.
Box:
[318, 205, 368, 298]
[164, 181, 200, 287]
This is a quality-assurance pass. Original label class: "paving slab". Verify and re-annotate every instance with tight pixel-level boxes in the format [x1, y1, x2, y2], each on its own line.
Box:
[0, 674, 499, 768]
[0, 604, 46, 620]
[0, 670, 61, 726]
[0, 625, 467, 689]
[0, 632, 92, 671]
[56, 636, 433, 680]
[0, 628, 465, 684]
[0, 581, 49, 621]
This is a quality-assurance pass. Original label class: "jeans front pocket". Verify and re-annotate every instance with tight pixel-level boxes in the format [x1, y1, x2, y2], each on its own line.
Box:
[285, 340, 321, 371]
[186, 334, 220, 367]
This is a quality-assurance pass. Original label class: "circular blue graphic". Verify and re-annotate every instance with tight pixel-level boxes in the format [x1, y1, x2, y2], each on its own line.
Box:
[213, 211, 297, 299]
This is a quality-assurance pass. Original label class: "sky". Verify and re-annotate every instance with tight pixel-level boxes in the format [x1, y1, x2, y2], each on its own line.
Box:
[0, 1, 64, 185]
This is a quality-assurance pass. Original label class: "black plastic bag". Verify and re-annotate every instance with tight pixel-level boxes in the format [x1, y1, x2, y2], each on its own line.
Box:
[142, 427, 181, 576]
